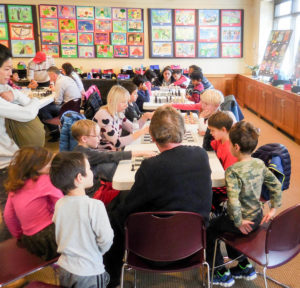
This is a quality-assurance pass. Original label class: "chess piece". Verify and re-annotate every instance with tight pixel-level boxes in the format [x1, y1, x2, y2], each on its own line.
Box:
[131, 164, 135, 171]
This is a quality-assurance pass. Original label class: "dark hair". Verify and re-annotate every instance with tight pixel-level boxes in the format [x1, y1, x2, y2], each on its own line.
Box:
[172, 69, 182, 75]
[122, 81, 138, 94]
[4, 147, 53, 192]
[47, 66, 61, 75]
[0, 44, 12, 67]
[190, 70, 203, 81]
[162, 66, 173, 75]
[208, 111, 233, 131]
[143, 69, 156, 82]
[189, 65, 202, 72]
[229, 121, 259, 154]
[62, 63, 74, 76]
[12, 69, 18, 74]
[132, 75, 144, 87]
[50, 152, 87, 195]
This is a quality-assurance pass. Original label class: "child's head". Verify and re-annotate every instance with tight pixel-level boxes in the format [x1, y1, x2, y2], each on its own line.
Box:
[190, 70, 203, 86]
[188, 64, 201, 76]
[144, 69, 156, 82]
[172, 69, 183, 81]
[132, 75, 144, 89]
[105, 85, 130, 115]
[122, 81, 138, 103]
[4, 147, 53, 192]
[11, 69, 19, 82]
[201, 89, 224, 115]
[229, 121, 260, 156]
[162, 66, 173, 82]
[208, 111, 233, 141]
[50, 152, 93, 195]
[72, 119, 100, 149]
[61, 62, 74, 76]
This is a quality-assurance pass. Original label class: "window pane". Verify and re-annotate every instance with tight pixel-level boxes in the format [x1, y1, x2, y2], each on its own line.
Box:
[275, 1, 292, 16]
[277, 16, 292, 29]
[293, 0, 300, 12]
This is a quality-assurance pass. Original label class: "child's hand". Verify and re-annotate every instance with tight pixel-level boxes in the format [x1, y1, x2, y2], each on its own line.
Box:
[197, 129, 206, 136]
[142, 112, 154, 120]
[142, 84, 148, 91]
[238, 220, 254, 234]
[200, 109, 212, 119]
[261, 208, 276, 224]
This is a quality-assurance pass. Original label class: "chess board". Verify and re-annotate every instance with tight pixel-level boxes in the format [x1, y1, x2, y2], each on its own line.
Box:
[141, 131, 198, 144]
[30, 89, 52, 98]
[153, 95, 186, 104]
[131, 156, 145, 171]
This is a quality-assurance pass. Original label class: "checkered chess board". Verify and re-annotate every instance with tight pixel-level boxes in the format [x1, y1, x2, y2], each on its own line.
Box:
[141, 131, 198, 144]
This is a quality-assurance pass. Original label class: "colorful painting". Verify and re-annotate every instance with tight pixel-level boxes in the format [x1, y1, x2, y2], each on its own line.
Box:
[0, 40, 9, 47]
[111, 33, 126, 45]
[0, 23, 8, 40]
[127, 33, 144, 45]
[114, 45, 128, 57]
[58, 5, 76, 19]
[221, 10, 242, 27]
[59, 19, 77, 32]
[61, 44, 77, 58]
[112, 8, 127, 20]
[199, 26, 219, 42]
[174, 10, 195, 26]
[113, 21, 127, 33]
[175, 26, 195, 41]
[76, 6, 94, 20]
[11, 40, 36, 57]
[41, 32, 59, 44]
[198, 42, 219, 57]
[221, 27, 241, 42]
[0, 5, 6, 22]
[175, 42, 195, 57]
[9, 23, 34, 40]
[129, 45, 144, 58]
[77, 20, 94, 32]
[95, 7, 111, 19]
[152, 26, 172, 42]
[40, 19, 58, 32]
[151, 9, 172, 25]
[96, 44, 113, 57]
[128, 21, 143, 32]
[198, 10, 219, 26]
[152, 42, 173, 57]
[95, 19, 112, 32]
[78, 32, 94, 45]
[221, 43, 241, 57]
[60, 33, 77, 45]
[78, 45, 95, 57]
[94, 32, 110, 45]
[39, 5, 57, 18]
[8, 5, 32, 23]
[42, 44, 59, 57]
[127, 9, 142, 21]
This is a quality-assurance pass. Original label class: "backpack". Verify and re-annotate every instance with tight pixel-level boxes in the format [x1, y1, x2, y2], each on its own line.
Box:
[220, 95, 244, 122]
[84, 85, 102, 119]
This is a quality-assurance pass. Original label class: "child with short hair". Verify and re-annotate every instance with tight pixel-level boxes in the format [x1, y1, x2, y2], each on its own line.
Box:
[186, 70, 204, 103]
[172, 69, 190, 88]
[50, 151, 113, 288]
[143, 69, 157, 96]
[206, 121, 282, 287]
[132, 75, 150, 111]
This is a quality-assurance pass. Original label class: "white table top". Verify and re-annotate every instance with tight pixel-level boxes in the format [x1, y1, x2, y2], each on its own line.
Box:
[20, 88, 55, 109]
[143, 96, 193, 111]
[38, 95, 54, 109]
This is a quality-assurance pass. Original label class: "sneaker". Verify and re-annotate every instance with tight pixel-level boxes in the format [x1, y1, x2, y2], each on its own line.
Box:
[230, 263, 257, 280]
[213, 270, 235, 287]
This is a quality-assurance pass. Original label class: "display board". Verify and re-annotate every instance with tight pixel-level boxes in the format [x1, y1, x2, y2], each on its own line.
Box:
[259, 30, 292, 76]
[149, 8, 243, 58]
[39, 5, 144, 58]
[294, 39, 300, 79]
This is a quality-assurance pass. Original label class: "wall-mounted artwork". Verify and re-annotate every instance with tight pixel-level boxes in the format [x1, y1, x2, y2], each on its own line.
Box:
[95, 20, 112, 32]
[77, 20, 94, 32]
[221, 42, 241, 57]
[58, 5, 76, 19]
[40, 5, 57, 18]
[95, 7, 111, 19]
[112, 8, 127, 20]
[0, 23, 8, 40]
[127, 33, 144, 45]
[174, 9, 195, 26]
[151, 9, 172, 25]
[127, 8, 142, 21]
[61, 44, 77, 57]
[94, 32, 110, 45]
[78, 45, 95, 57]
[198, 42, 219, 57]
[221, 10, 241, 26]
[59, 19, 77, 32]
[76, 6, 94, 20]
[128, 21, 143, 32]
[8, 5, 32, 23]
[0, 5, 6, 22]
[152, 26, 172, 42]
[9, 23, 34, 40]
[111, 33, 126, 45]
[175, 42, 195, 57]
[198, 10, 219, 26]
[0, 40, 9, 47]
[11, 39, 35, 57]
[60, 32, 77, 45]
[199, 26, 219, 42]
[42, 44, 59, 57]
[129, 45, 144, 58]
[221, 27, 241, 42]
[96, 44, 113, 57]
[113, 21, 127, 33]
[40, 19, 58, 32]
[78, 32, 94, 45]
[175, 26, 195, 41]
[114, 45, 128, 57]
[151, 42, 173, 57]
[41, 32, 59, 44]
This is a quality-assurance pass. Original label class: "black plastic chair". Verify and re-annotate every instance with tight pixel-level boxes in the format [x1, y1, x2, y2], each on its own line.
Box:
[211, 204, 300, 288]
[121, 211, 209, 288]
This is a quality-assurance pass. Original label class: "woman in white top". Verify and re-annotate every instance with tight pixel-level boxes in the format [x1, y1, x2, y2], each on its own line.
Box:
[62, 62, 85, 98]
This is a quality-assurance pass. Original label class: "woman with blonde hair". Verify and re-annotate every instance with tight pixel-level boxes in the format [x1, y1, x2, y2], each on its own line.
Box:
[94, 85, 148, 150]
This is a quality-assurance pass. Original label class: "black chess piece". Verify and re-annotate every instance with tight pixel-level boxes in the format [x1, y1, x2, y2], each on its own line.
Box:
[155, 96, 157, 103]
[131, 164, 135, 171]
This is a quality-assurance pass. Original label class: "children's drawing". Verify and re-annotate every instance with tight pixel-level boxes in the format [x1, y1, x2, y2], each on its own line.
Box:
[221, 10, 242, 27]
[175, 26, 195, 41]
[11, 40, 36, 57]
[127, 9, 142, 21]
[111, 33, 126, 45]
[78, 45, 95, 58]
[8, 5, 32, 23]
[0, 5, 6, 22]
[60, 33, 77, 45]
[114, 45, 128, 57]
[198, 43, 219, 57]
[77, 20, 94, 32]
[112, 8, 127, 20]
[198, 10, 219, 25]
[128, 21, 143, 32]
[78, 32, 94, 45]
[42, 44, 59, 57]
[61, 45, 77, 58]
[95, 19, 112, 32]
[151, 9, 172, 25]
[76, 6, 94, 20]
[94, 32, 110, 45]
[221, 43, 241, 57]
[113, 21, 127, 33]
[0, 40, 9, 47]
[59, 19, 77, 32]
[175, 42, 195, 57]
[127, 33, 144, 45]
[152, 26, 172, 42]
[41, 32, 59, 44]
[129, 45, 144, 58]
[9, 23, 34, 40]
[221, 27, 241, 42]
[199, 26, 219, 42]
[39, 5, 57, 18]
[174, 10, 195, 26]
[95, 7, 111, 19]
[58, 5, 76, 19]
[0, 23, 8, 40]
[152, 42, 173, 57]
[40, 19, 58, 32]
[96, 44, 113, 58]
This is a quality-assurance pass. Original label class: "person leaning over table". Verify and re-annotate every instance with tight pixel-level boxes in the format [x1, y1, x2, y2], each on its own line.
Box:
[104, 106, 213, 288]
[0, 44, 40, 242]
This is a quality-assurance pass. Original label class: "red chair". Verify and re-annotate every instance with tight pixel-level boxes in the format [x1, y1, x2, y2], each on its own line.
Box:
[211, 204, 300, 288]
[121, 211, 210, 288]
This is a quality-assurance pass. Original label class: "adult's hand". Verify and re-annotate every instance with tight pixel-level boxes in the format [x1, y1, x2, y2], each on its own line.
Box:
[0, 91, 14, 102]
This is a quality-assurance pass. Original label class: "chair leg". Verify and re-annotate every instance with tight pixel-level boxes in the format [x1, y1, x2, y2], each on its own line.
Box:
[134, 270, 137, 288]
[210, 239, 219, 288]
[203, 261, 210, 288]
[257, 268, 290, 288]
[120, 264, 126, 288]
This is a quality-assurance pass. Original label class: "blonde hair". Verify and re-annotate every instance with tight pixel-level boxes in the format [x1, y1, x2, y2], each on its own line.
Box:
[101, 85, 130, 116]
[201, 89, 224, 106]
[71, 119, 98, 141]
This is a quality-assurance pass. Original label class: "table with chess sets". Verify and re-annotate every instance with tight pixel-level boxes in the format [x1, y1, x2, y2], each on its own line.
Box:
[141, 130, 198, 144]
[21, 87, 55, 109]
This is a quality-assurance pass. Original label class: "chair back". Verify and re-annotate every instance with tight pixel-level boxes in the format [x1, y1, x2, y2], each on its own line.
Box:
[266, 204, 300, 261]
[125, 211, 206, 262]
[59, 98, 81, 119]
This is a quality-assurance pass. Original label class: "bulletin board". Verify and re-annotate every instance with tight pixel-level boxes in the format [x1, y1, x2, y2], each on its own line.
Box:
[39, 5, 144, 59]
[149, 8, 243, 58]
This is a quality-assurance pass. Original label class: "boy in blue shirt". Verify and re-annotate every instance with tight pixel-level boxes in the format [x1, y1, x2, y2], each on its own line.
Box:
[132, 75, 150, 111]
